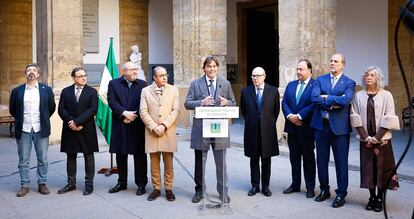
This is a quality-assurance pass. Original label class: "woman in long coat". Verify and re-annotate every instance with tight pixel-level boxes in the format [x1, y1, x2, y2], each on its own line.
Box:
[350, 66, 399, 212]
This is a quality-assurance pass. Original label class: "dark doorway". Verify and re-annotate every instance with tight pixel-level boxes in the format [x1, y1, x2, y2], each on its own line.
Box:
[246, 7, 278, 87]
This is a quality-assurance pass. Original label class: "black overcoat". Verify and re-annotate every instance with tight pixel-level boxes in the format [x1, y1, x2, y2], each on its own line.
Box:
[240, 83, 280, 158]
[107, 77, 147, 155]
[58, 84, 99, 154]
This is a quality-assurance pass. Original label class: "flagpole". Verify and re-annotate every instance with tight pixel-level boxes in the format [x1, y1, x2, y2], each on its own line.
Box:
[96, 37, 119, 176]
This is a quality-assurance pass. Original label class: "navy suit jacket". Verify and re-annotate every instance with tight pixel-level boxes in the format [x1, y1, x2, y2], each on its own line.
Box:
[310, 73, 356, 135]
[9, 83, 56, 139]
[282, 78, 316, 135]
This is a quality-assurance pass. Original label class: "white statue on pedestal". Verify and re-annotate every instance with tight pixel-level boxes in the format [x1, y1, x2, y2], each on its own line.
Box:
[130, 45, 146, 81]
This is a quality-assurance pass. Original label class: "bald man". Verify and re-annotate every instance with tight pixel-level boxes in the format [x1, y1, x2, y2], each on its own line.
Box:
[240, 67, 280, 197]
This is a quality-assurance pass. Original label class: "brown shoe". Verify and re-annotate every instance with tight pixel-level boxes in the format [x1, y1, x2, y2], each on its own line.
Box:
[147, 189, 161, 201]
[16, 187, 29, 197]
[38, 184, 50, 195]
[165, 190, 176, 201]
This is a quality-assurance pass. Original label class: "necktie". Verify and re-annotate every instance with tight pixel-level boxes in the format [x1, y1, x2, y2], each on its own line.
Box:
[331, 76, 337, 89]
[257, 87, 262, 112]
[75, 87, 81, 102]
[209, 80, 215, 98]
[296, 81, 305, 104]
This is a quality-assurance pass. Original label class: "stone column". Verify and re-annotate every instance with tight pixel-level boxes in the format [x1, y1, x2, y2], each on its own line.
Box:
[173, 0, 227, 127]
[36, 0, 83, 143]
[278, 0, 336, 140]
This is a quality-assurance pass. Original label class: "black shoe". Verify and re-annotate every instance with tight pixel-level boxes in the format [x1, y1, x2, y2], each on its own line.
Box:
[315, 190, 331, 202]
[108, 183, 127, 193]
[219, 194, 231, 203]
[373, 198, 383, 212]
[248, 186, 260, 196]
[58, 184, 76, 194]
[192, 190, 203, 203]
[332, 196, 346, 208]
[283, 186, 300, 194]
[83, 185, 93, 196]
[147, 189, 160, 201]
[365, 197, 376, 211]
[262, 187, 272, 197]
[136, 186, 146, 196]
[306, 190, 316, 198]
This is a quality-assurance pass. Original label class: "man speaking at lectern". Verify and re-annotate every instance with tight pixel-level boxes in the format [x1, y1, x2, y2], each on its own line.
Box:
[184, 56, 236, 204]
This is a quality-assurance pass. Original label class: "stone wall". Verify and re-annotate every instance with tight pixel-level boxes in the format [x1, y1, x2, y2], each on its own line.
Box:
[389, 0, 414, 122]
[0, 0, 32, 104]
[119, 0, 148, 78]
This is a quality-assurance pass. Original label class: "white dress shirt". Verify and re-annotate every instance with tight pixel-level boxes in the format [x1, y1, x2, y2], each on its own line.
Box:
[22, 83, 41, 133]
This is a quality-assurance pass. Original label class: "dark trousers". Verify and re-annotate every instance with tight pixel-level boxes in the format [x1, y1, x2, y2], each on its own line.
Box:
[67, 153, 95, 186]
[116, 153, 148, 187]
[287, 132, 316, 190]
[315, 120, 350, 198]
[250, 156, 271, 189]
[194, 147, 228, 195]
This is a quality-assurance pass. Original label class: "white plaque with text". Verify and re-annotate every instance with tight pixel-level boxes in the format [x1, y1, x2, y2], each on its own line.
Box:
[195, 107, 239, 119]
[202, 119, 228, 138]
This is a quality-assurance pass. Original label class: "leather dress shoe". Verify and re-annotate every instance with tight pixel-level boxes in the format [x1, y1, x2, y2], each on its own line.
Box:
[108, 183, 127, 193]
[262, 187, 272, 197]
[165, 190, 176, 201]
[314, 190, 331, 202]
[83, 185, 93, 196]
[332, 196, 346, 208]
[283, 186, 300, 194]
[38, 184, 50, 195]
[219, 194, 231, 203]
[147, 189, 160, 201]
[306, 190, 316, 198]
[136, 186, 146, 196]
[248, 186, 260, 196]
[192, 190, 203, 203]
[58, 184, 76, 194]
[16, 187, 29, 197]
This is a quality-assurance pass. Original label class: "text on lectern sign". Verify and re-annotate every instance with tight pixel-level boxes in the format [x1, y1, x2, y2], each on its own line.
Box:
[195, 107, 239, 119]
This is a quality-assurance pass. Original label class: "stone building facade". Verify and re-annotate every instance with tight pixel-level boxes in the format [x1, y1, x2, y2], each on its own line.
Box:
[0, 0, 411, 143]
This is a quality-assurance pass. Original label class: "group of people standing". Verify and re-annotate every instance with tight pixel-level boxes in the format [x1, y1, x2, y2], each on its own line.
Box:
[9, 54, 399, 213]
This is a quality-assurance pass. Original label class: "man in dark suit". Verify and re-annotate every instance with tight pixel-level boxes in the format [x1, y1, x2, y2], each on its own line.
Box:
[311, 54, 356, 208]
[282, 59, 316, 198]
[107, 61, 148, 195]
[240, 67, 280, 197]
[184, 56, 236, 203]
[9, 64, 56, 197]
[57, 67, 99, 196]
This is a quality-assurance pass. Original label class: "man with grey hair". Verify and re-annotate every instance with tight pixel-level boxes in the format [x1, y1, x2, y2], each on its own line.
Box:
[311, 54, 356, 208]
[107, 61, 148, 195]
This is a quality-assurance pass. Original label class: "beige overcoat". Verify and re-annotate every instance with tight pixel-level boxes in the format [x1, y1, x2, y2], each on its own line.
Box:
[139, 82, 180, 153]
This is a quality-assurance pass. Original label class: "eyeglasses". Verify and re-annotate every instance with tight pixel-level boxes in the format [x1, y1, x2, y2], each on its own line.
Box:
[157, 74, 169, 78]
[75, 74, 87, 78]
[251, 74, 264, 78]
[126, 68, 139, 71]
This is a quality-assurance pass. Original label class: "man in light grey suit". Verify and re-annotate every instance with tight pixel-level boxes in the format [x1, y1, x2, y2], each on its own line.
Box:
[184, 56, 236, 204]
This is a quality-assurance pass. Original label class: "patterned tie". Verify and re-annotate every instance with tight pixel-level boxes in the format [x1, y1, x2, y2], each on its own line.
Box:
[296, 81, 305, 104]
[257, 87, 262, 112]
[209, 80, 215, 98]
[75, 87, 81, 102]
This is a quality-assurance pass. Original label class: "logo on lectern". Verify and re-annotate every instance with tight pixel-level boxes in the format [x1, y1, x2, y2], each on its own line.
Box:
[210, 123, 221, 134]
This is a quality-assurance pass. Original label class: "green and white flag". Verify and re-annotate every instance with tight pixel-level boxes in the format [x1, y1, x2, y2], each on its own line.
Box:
[96, 38, 118, 144]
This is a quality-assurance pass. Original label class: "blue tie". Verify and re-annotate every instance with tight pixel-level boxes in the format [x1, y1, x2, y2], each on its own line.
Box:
[209, 80, 215, 98]
[296, 81, 305, 104]
[257, 88, 262, 112]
